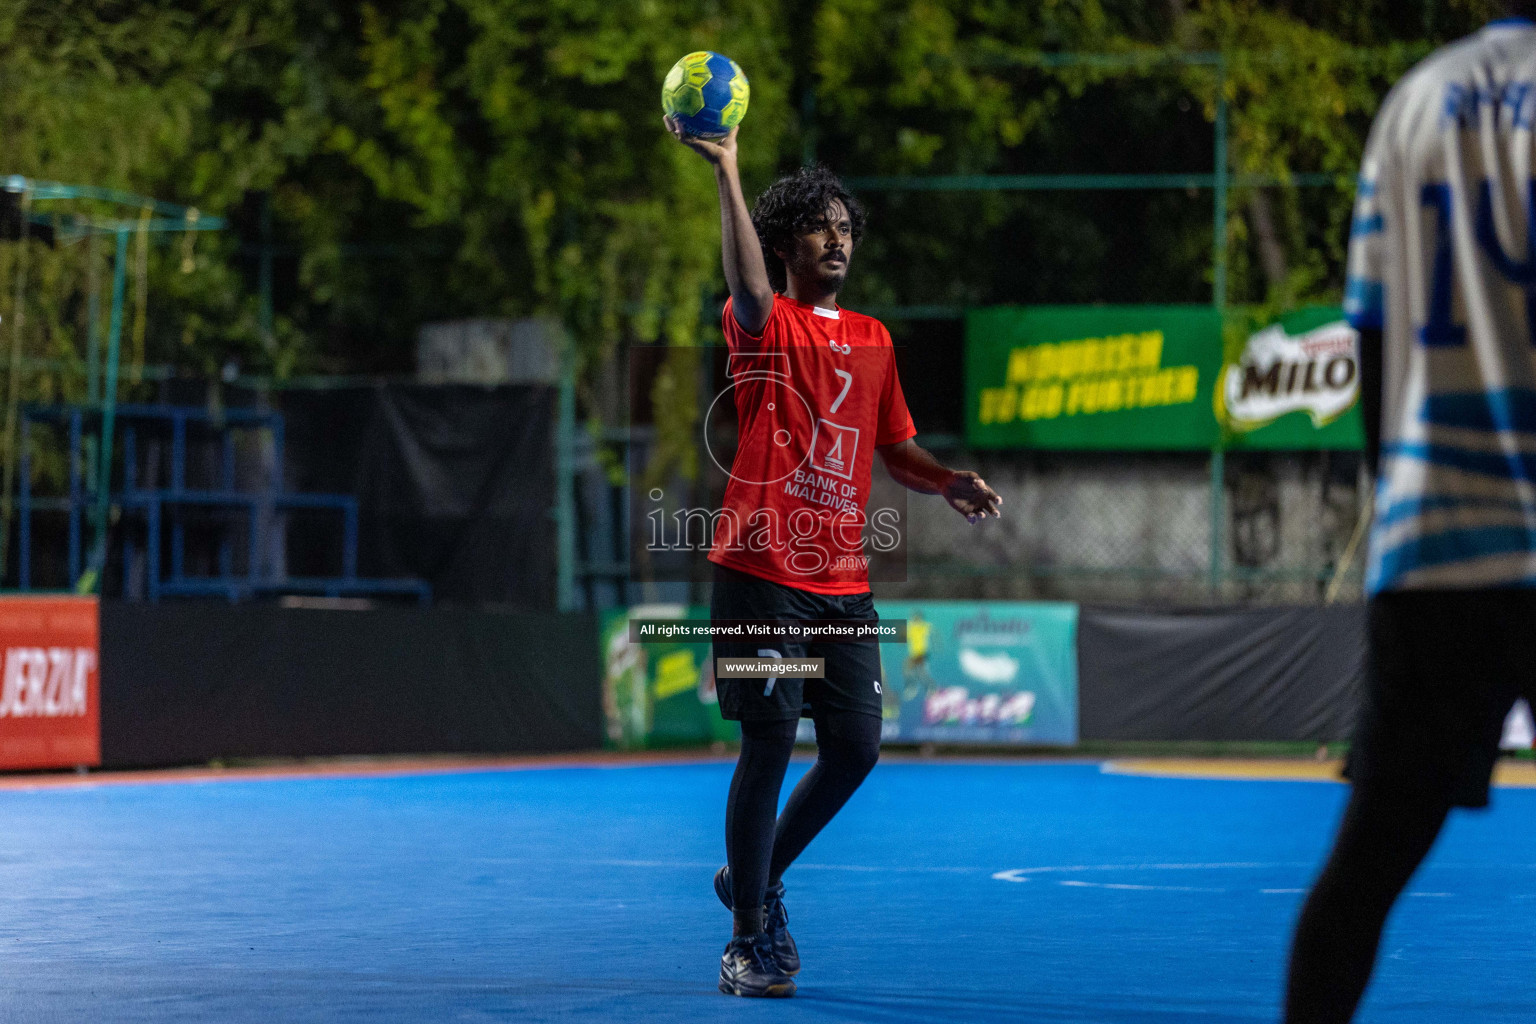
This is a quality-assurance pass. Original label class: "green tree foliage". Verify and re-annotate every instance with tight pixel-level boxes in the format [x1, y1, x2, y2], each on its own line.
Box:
[810, 0, 1494, 316]
[0, 2, 256, 394]
[0, 0, 1511, 425]
[1, 0, 796, 479]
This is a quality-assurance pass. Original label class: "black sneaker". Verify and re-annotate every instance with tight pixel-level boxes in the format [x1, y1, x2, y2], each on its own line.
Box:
[718, 933, 796, 998]
[713, 865, 801, 975]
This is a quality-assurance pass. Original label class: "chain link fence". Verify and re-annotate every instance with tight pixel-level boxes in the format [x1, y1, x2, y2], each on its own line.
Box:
[571, 429, 1370, 610]
[878, 446, 1368, 606]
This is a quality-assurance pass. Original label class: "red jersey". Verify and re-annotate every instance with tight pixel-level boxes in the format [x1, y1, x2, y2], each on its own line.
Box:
[708, 294, 917, 594]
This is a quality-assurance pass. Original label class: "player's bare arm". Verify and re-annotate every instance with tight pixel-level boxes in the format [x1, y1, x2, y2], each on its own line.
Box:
[663, 118, 773, 334]
[877, 442, 1003, 524]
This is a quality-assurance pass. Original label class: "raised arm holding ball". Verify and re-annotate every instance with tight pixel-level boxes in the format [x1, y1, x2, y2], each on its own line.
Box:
[662, 51, 1001, 1001]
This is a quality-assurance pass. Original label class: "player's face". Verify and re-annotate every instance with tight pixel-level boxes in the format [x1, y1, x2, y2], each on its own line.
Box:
[780, 200, 854, 291]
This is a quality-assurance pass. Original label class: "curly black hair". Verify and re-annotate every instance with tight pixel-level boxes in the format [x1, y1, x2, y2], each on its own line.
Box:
[750, 165, 866, 293]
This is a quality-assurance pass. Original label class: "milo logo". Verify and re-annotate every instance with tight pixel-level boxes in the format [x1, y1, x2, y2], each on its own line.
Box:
[1220, 319, 1359, 431]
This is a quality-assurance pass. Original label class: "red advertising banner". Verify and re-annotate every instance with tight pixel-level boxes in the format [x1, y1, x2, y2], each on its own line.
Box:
[0, 596, 100, 770]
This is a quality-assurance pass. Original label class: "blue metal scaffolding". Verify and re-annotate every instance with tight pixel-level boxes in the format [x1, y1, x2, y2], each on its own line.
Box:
[18, 403, 430, 604]
[0, 176, 227, 591]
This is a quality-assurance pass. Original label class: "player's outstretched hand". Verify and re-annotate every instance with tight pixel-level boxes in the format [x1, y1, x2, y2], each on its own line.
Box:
[664, 117, 738, 166]
[944, 471, 1003, 525]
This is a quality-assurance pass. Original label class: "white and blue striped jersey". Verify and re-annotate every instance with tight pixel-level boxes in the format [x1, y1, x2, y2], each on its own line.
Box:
[1349, 16, 1536, 592]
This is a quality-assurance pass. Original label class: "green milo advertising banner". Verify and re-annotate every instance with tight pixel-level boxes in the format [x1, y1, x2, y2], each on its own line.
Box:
[967, 305, 1224, 450]
[966, 305, 1363, 450]
[602, 605, 738, 750]
[1218, 306, 1366, 450]
[602, 602, 1079, 748]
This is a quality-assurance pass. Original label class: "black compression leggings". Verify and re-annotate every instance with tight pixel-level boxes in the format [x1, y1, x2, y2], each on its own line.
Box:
[1283, 786, 1453, 1024]
[725, 709, 882, 921]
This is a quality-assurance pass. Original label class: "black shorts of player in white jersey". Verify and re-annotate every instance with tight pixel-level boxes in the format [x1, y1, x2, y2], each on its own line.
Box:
[710, 564, 884, 723]
[1346, 588, 1536, 809]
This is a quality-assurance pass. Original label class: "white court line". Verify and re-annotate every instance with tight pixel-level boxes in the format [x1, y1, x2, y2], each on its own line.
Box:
[1059, 880, 1225, 892]
[585, 859, 985, 874]
[578, 860, 1498, 899]
[586, 860, 720, 870]
[793, 863, 983, 874]
[991, 865, 1482, 898]
[991, 862, 1296, 883]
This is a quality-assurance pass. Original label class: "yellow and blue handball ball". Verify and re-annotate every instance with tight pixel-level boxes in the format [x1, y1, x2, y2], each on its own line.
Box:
[661, 51, 749, 139]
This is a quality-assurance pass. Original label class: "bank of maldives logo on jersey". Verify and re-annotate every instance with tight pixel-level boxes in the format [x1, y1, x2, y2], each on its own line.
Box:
[809, 419, 859, 480]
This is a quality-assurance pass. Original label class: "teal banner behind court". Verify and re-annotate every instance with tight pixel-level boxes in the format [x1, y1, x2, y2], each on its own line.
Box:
[876, 602, 1079, 746]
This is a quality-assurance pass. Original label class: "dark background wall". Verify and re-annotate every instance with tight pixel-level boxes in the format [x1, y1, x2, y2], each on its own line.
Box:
[95, 601, 1366, 769]
[1078, 606, 1366, 742]
[100, 602, 601, 769]
[278, 384, 557, 608]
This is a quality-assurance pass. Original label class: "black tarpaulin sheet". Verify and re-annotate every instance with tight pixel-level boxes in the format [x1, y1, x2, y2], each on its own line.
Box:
[280, 384, 556, 607]
[1078, 605, 1366, 741]
[100, 602, 601, 768]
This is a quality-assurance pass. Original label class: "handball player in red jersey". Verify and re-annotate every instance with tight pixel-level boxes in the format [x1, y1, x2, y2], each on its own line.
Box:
[665, 116, 1003, 998]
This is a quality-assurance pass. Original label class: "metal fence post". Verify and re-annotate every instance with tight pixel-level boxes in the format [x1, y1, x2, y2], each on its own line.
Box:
[555, 346, 578, 612]
[89, 226, 131, 589]
[259, 193, 275, 352]
[87, 230, 101, 404]
[1212, 55, 1229, 311]
[1209, 55, 1230, 593]
[801, 87, 818, 167]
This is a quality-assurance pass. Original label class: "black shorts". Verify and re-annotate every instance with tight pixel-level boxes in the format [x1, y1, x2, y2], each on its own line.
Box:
[710, 564, 884, 723]
[1347, 588, 1536, 808]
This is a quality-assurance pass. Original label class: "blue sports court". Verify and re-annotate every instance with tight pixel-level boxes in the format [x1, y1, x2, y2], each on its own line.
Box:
[0, 759, 1530, 1023]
